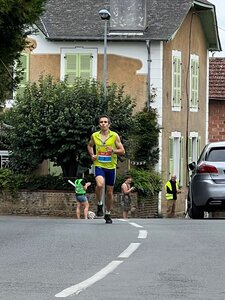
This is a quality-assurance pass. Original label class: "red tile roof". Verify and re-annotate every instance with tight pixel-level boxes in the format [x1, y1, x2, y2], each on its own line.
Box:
[209, 57, 225, 100]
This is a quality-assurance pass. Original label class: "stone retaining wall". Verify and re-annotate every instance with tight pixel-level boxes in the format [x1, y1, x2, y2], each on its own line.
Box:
[0, 190, 159, 218]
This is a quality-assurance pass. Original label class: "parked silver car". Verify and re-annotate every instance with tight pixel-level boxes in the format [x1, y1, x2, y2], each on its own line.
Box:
[188, 141, 225, 219]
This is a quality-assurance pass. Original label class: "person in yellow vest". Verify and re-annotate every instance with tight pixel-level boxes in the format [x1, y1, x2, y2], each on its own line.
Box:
[87, 115, 125, 224]
[165, 174, 181, 218]
[74, 178, 91, 219]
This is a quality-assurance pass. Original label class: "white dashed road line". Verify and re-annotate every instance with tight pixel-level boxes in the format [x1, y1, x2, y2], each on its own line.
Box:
[138, 230, 148, 239]
[129, 222, 143, 228]
[55, 220, 148, 298]
[55, 260, 123, 298]
[118, 242, 141, 258]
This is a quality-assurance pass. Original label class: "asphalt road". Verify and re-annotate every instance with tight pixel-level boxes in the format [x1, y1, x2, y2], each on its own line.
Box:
[1, 216, 225, 300]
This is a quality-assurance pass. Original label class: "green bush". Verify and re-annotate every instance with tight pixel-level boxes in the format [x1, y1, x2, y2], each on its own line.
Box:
[0, 169, 161, 199]
[0, 169, 26, 195]
[127, 168, 162, 197]
[0, 170, 97, 193]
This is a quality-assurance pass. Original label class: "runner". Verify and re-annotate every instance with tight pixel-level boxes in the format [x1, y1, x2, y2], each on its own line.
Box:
[87, 115, 125, 223]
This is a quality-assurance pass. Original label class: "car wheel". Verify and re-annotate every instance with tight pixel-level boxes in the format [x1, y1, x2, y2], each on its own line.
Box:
[190, 201, 204, 219]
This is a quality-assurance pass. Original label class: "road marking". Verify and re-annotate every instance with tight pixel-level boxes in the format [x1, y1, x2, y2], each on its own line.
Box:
[118, 243, 141, 258]
[138, 230, 148, 239]
[55, 260, 123, 298]
[129, 222, 143, 228]
[55, 220, 146, 297]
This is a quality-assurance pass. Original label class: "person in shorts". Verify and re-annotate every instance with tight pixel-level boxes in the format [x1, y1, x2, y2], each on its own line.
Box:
[87, 115, 125, 223]
[74, 178, 91, 219]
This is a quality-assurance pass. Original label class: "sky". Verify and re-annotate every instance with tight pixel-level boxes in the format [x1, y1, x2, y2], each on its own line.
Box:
[209, 0, 225, 57]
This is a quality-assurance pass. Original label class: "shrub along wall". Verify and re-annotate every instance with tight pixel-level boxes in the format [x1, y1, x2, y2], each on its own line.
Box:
[0, 190, 158, 218]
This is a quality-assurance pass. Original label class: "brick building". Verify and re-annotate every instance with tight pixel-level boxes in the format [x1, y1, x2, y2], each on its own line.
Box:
[209, 57, 225, 142]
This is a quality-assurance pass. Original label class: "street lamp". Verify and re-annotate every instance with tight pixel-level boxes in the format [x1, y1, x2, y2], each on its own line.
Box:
[98, 9, 111, 102]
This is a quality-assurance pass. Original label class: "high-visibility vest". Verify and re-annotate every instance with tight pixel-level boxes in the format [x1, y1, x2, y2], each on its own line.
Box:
[92, 130, 117, 169]
[74, 179, 86, 195]
[165, 180, 178, 200]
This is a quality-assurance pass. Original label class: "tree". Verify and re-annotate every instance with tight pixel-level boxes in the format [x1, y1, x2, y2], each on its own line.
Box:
[2, 76, 136, 176]
[126, 88, 161, 169]
[0, 0, 47, 104]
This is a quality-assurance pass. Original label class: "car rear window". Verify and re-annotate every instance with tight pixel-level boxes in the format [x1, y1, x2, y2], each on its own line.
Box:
[207, 148, 225, 162]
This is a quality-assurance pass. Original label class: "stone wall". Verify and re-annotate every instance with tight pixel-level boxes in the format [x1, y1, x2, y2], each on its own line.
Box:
[0, 190, 159, 218]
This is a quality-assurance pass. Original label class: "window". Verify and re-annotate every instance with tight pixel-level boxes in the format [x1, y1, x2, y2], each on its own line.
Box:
[169, 132, 184, 186]
[171, 51, 182, 111]
[188, 133, 201, 179]
[190, 54, 199, 111]
[64, 54, 92, 83]
[61, 48, 97, 83]
[207, 148, 225, 162]
[188, 133, 201, 163]
[16, 53, 29, 97]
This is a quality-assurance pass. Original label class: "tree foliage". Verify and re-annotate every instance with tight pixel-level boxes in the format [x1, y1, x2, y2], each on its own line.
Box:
[0, 0, 47, 103]
[2, 76, 136, 176]
[125, 90, 161, 169]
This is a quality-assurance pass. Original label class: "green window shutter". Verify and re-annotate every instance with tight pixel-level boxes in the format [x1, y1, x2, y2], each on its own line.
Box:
[190, 58, 199, 108]
[16, 53, 29, 96]
[188, 137, 193, 163]
[64, 54, 78, 85]
[169, 137, 174, 176]
[179, 136, 184, 187]
[79, 54, 92, 79]
[172, 55, 181, 107]
[197, 136, 201, 158]
[65, 53, 92, 83]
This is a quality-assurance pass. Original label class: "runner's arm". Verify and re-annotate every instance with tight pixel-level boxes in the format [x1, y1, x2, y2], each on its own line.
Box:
[113, 134, 125, 155]
[87, 136, 97, 160]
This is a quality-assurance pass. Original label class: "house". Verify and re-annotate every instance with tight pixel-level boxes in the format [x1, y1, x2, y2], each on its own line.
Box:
[18, 0, 221, 216]
[209, 57, 225, 142]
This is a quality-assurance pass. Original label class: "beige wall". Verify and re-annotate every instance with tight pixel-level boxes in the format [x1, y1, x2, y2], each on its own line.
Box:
[161, 9, 208, 216]
[30, 54, 60, 82]
[98, 54, 147, 112]
[29, 53, 147, 113]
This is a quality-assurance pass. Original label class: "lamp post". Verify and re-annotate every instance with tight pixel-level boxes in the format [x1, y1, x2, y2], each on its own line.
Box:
[98, 9, 111, 215]
[99, 9, 111, 102]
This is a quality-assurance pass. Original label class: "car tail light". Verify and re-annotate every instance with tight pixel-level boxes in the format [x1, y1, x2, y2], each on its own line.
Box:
[197, 164, 218, 173]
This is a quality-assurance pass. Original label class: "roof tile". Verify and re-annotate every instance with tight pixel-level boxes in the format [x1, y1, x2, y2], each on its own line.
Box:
[209, 57, 225, 100]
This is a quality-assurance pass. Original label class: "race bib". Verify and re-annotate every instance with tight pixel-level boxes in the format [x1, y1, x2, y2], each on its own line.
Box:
[98, 151, 112, 163]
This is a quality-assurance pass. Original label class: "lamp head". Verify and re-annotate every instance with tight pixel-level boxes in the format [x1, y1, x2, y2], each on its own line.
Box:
[98, 9, 111, 20]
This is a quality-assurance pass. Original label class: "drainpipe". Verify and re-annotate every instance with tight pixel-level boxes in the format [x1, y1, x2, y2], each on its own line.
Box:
[146, 40, 151, 107]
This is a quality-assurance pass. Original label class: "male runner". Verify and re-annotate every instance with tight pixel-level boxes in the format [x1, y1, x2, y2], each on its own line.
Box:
[87, 115, 125, 223]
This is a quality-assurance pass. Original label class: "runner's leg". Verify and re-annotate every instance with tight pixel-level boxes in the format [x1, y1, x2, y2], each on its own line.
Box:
[95, 175, 105, 203]
[105, 185, 114, 212]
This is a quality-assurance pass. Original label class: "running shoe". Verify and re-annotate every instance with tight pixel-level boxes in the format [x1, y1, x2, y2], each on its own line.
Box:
[96, 204, 103, 217]
[104, 214, 112, 224]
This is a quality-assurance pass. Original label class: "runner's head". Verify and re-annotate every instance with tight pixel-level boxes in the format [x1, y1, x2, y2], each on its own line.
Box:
[98, 115, 111, 124]
[98, 115, 111, 130]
